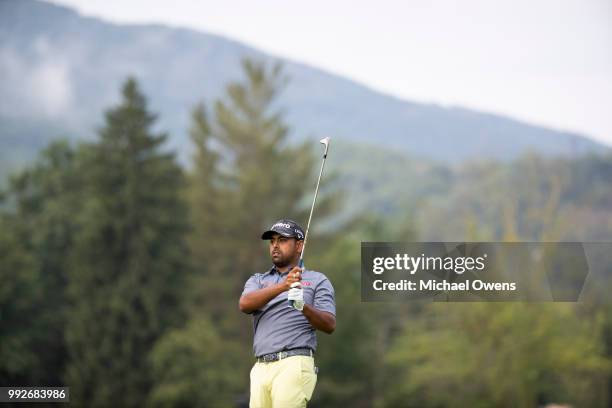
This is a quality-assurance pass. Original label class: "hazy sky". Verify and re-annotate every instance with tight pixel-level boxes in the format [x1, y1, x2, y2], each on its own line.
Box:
[49, 0, 612, 145]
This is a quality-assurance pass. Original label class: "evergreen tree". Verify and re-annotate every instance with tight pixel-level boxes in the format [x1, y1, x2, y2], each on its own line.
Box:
[188, 58, 338, 331]
[184, 103, 230, 322]
[384, 303, 609, 407]
[0, 215, 40, 386]
[151, 59, 341, 405]
[64, 78, 190, 406]
[0, 140, 80, 386]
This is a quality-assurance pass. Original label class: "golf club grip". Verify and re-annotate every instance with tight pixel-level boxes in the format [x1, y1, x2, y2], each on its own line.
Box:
[289, 259, 305, 307]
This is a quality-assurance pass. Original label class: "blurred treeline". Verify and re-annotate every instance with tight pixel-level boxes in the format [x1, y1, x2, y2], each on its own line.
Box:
[1, 59, 611, 407]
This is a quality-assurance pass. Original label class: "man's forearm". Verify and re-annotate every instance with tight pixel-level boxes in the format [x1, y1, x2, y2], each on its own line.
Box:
[239, 284, 285, 313]
[302, 304, 336, 334]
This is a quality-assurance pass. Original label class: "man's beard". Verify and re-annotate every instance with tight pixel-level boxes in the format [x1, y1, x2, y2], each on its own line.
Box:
[272, 256, 291, 268]
[272, 251, 296, 268]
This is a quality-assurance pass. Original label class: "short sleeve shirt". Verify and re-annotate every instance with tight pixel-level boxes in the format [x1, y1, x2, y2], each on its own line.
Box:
[241, 266, 336, 357]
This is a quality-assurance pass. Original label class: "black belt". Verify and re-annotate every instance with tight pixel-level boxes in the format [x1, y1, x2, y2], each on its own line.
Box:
[256, 348, 313, 363]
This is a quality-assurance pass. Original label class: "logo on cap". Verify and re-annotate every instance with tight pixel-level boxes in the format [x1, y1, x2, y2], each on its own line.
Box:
[261, 219, 305, 240]
[273, 222, 292, 229]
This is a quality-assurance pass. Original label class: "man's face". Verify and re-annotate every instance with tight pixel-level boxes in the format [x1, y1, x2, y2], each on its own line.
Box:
[269, 233, 303, 268]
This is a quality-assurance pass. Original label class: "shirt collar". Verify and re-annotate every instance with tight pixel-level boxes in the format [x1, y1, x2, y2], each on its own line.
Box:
[263, 266, 276, 276]
[264, 264, 299, 276]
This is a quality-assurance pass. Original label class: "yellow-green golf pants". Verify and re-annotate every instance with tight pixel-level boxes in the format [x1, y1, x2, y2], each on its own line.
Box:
[249, 356, 317, 408]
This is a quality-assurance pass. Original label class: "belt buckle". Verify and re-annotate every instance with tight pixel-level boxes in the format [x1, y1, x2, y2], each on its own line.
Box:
[278, 351, 287, 360]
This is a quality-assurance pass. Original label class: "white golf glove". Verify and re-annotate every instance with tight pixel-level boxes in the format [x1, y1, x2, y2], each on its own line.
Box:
[288, 282, 304, 311]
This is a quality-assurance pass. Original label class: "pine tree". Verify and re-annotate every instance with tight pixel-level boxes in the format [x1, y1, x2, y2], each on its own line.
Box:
[0, 140, 80, 386]
[184, 103, 230, 322]
[0, 215, 40, 386]
[64, 78, 190, 406]
[190, 59, 339, 331]
[208, 59, 336, 281]
[151, 58, 341, 405]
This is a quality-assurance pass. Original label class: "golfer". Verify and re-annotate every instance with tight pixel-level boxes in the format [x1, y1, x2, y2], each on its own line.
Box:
[239, 219, 336, 408]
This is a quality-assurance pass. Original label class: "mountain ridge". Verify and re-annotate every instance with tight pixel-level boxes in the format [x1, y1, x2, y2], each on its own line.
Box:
[0, 0, 608, 170]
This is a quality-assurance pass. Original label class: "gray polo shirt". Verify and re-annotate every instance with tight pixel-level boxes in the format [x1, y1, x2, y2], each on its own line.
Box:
[241, 266, 336, 357]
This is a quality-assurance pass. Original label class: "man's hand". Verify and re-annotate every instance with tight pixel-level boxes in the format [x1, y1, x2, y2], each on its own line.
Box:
[282, 266, 303, 290]
[239, 266, 303, 314]
[288, 282, 305, 311]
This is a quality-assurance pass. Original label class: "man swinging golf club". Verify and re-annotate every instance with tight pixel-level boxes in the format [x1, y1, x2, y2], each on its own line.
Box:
[239, 138, 336, 408]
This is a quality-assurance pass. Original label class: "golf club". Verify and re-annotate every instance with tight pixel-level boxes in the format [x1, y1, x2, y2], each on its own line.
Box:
[289, 137, 330, 307]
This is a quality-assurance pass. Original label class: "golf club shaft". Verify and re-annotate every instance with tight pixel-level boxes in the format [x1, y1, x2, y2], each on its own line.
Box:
[290, 138, 330, 309]
[299, 141, 329, 265]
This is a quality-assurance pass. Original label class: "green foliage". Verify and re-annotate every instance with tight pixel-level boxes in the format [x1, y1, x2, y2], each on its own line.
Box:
[327, 140, 451, 223]
[384, 303, 610, 407]
[414, 153, 612, 241]
[64, 78, 190, 406]
[149, 317, 245, 407]
[0, 216, 40, 385]
[310, 234, 376, 407]
[309, 212, 418, 407]
[0, 140, 81, 386]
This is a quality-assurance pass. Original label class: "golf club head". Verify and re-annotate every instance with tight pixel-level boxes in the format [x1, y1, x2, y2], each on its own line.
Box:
[319, 137, 330, 156]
